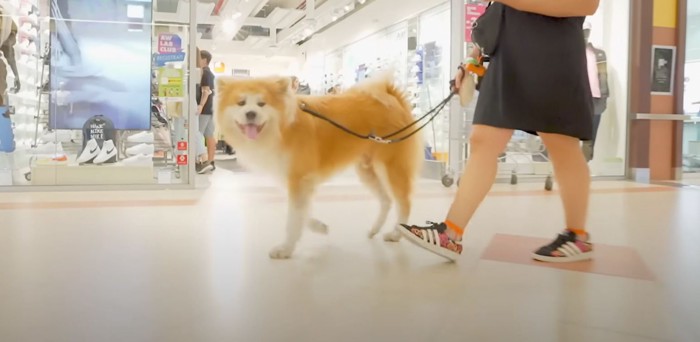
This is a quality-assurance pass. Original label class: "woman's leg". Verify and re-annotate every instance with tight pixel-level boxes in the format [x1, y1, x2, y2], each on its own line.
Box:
[538, 132, 590, 232]
[445, 125, 514, 229]
[398, 125, 513, 261]
[532, 132, 593, 263]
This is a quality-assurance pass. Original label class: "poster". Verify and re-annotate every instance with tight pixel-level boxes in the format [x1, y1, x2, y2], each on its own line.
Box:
[651, 45, 676, 95]
[49, 0, 153, 130]
[157, 68, 184, 97]
[465, 2, 487, 43]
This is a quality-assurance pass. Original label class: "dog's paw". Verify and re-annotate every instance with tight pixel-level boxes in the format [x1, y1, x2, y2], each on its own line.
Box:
[269, 244, 295, 259]
[308, 219, 329, 235]
[383, 230, 402, 242]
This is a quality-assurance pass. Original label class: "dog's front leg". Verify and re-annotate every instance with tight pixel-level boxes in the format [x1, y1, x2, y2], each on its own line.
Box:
[269, 178, 314, 259]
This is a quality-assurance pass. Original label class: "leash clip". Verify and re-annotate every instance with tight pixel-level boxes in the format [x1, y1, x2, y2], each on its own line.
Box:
[368, 135, 391, 144]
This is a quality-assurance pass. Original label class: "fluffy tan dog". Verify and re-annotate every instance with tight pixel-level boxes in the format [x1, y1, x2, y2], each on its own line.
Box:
[214, 74, 423, 259]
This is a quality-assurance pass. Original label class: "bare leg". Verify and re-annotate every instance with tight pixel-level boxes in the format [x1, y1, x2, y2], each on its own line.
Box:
[206, 136, 216, 163]
[537, 132, 590, 232]
[444, 125, 514, 234]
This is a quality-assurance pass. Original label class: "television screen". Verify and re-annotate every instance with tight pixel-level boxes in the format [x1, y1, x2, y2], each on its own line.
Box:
[49, 0, 153, 130]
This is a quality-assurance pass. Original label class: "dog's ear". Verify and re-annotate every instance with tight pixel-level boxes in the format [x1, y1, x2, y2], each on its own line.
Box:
[216, 76, 235, 94]
[275, 77, 291, 94]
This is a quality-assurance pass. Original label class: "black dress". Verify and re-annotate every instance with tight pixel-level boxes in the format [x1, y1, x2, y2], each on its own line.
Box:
[473, 5, 594, 140]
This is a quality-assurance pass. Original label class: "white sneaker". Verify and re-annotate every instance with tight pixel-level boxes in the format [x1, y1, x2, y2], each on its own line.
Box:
[77, 139, 100, 164]
[93, 140, 118, 164]
[125, 143, 154, 156]
[127, 131, 154, 143]
[40, 130, 73, 143]
[30, 142, 64, 155]
[119, 154, 153, 166]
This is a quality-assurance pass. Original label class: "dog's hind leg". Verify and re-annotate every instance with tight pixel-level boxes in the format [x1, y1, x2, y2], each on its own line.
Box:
[269, 177, 315, 259]
[308, 218, 329, 235]
[380, 164, 414, 243]
[356, 160, 392, 239]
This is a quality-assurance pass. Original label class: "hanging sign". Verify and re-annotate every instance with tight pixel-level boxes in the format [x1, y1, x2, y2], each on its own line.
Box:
[157, 67, 184, 97]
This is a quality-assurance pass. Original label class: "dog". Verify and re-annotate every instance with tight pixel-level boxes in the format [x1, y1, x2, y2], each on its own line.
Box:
[214, 73, 423, 259]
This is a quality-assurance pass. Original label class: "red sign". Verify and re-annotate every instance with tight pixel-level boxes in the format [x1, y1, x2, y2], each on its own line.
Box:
[177, 141, 188, 151]
[465, 3, 487, 43]
[176, 154, 188, 166]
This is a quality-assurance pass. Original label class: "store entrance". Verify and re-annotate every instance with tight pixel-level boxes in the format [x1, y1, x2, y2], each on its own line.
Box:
[681, 0, 700, 184]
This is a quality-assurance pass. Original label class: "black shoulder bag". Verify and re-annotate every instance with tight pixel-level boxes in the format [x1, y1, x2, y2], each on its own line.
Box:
[470, 2, 505, 56]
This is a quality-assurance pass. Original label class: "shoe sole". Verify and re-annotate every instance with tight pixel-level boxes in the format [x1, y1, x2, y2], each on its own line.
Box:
[531, 251, 594, 263]
[398, 227, 460, 262]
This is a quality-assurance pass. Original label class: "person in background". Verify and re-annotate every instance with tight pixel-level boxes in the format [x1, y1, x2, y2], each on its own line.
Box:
[398, 0, 600, 263]
[195, 49, 216, 174]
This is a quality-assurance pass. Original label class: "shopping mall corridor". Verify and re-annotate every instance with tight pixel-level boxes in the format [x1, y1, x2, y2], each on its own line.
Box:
[1, 169, 699, 342]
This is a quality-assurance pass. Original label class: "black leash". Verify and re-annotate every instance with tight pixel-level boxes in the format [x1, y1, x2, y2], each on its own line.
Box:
[299, 92, 455, 144]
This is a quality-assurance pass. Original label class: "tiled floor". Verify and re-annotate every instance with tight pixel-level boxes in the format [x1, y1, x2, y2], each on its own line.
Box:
[0, 169, 699, 342]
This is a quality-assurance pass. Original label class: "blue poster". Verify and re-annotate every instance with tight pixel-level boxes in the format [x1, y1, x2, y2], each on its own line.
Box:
[49, 0, 153, 130]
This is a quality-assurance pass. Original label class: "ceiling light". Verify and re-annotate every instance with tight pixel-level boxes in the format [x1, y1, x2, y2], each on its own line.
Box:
[358, 0, 366, 4]
[344, 4, 351, 11]
[232, 12, 242, 19]
[332, 16, 338, 21]
[222, 19, 236, 34]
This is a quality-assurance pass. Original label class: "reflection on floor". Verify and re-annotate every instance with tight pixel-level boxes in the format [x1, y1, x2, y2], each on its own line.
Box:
[0, 168, 699, 342]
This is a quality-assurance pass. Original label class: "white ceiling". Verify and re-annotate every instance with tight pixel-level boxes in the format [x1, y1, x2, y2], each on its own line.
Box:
[153, 0, 384, 56]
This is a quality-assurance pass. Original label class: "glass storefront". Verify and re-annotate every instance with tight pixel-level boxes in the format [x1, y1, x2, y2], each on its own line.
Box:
[683, 0, 700, 175]
[0, 0, 197, 189]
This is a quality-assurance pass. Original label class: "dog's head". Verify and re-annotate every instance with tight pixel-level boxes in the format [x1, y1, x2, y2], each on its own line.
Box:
[215, 77, 296, 143]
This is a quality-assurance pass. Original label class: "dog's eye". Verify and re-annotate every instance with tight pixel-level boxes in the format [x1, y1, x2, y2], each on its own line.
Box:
[237, 100, 246, 106]
[258, 102, 266, 107]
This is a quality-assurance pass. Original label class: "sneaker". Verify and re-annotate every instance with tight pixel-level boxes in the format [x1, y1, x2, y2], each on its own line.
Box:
[93, 140, 117, 164]
[127, 131, 154, 143]
[196, 161, 214, 174]
[125, 143, 154, 156]
[532, 230, 594, 263]
[77, 139, 100, 164]
[398, 221, 463, 262]
[119, 154, 152, 166]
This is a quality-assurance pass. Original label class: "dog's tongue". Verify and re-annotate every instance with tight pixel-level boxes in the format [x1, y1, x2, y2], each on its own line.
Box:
[244, 124, 259, 139]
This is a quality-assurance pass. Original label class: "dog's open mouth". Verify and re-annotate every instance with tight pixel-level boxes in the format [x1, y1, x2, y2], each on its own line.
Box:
[237, 123, 265, 140]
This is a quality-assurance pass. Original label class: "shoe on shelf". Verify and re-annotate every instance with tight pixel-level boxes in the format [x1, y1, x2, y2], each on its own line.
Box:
[127, 131, 154, 144]
[398, 221, 463, 262]
[196, 161, 214, 174]
[125, 143, 154, 156]
[30, 142, 64, 155]
[532, 230, 594, 263]
[93, 140, 117, 164]
[77, 139, 100, 164]
[40, 130, 72, 143]
[119, 154, 152, 166]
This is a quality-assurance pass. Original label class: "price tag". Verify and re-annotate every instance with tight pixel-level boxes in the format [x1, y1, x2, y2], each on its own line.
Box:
[177, 141, 188, 151]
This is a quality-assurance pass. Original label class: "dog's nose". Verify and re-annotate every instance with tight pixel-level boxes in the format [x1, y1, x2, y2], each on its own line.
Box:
[246, 111, 257, 121]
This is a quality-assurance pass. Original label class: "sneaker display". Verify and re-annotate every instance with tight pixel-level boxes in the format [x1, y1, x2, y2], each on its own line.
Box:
[127, 131, 154, 143]
[30, 142, 64, 155]
[532, 230, 594, 263]
[125, 143, 154, 156]
[40, 130, 73, 143]
[77, 139, 100, 164]
[119, 154, 152, 166]
[398, 221, 463, 261]
[93, 140, 117, 164]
